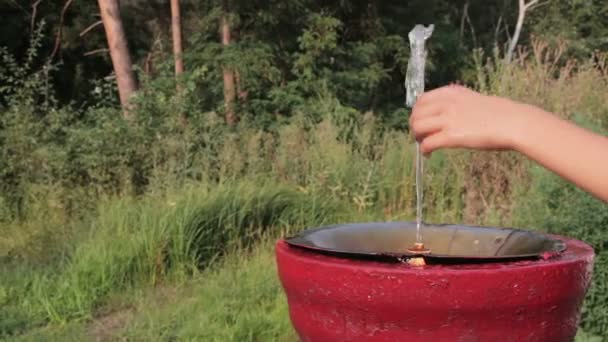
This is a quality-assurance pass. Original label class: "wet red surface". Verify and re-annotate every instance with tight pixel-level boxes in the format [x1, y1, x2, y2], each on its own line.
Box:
[275, 235, 594, 342]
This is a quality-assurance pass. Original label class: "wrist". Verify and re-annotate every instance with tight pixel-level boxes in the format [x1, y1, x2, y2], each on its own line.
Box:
[507, 102, 552, 154]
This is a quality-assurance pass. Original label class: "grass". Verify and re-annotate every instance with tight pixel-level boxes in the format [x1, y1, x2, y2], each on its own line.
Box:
[5, 241, 603, 342]
[6, 241, 296, 342]
[0, 181, 356, 337]
[122, 241, 295, 342]
[1, 43, 608, 340]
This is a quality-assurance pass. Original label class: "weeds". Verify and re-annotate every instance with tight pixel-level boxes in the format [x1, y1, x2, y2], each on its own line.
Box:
[1, 40, 607, 339]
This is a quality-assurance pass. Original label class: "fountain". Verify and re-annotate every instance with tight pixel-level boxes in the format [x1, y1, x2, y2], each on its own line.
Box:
[276, 223, 593, 341]
[275, 24, 595, 342]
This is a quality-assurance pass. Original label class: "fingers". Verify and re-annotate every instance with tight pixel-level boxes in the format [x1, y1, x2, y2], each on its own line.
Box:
[415, 84, 468, 105]
[409, 85, 461, 123]
[409, 102, 445, 134]
[411, 115, 444, 141]
[415, 86, 454, 105]
[409, 100, 446, 140]
[420, 131, 455, 154]
[408, 84, 472, 153]
[410, 101, 443, 121]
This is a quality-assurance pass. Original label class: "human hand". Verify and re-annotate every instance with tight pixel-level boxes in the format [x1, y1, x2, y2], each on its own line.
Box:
[409, 85, 608, 202]
[409, 85, 538, 154]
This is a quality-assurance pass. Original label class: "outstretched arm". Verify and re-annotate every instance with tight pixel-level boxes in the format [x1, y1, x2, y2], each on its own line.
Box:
[409, 85, 608, 202]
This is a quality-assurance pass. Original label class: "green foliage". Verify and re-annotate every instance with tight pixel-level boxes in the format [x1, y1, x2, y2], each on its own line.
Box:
[1, 1, 608, 340]
[2, 0, 607, 114]
[529, 0, 608, 58]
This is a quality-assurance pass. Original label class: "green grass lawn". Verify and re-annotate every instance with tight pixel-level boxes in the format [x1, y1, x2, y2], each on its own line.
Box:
[121, 241, 295, 342]
[5, 240, 295, 342]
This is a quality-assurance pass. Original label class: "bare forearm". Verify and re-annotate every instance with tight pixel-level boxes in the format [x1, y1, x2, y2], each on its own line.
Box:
[411, 86, 608, 202]
[512, 106, 608, 202]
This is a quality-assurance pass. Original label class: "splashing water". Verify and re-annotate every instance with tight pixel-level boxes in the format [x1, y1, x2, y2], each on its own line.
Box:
[405, 24, 434, 244]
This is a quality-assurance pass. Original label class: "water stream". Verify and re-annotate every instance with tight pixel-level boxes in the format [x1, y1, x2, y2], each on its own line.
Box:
[405, 24, 434, 244]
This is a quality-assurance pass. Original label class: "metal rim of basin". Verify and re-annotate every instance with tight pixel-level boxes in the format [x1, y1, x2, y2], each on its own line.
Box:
[284, 221, 567, 263]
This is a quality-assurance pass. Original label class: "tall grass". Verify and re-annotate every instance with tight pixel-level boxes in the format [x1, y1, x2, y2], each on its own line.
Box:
[1, 40, 608, 339]
[0, 181, 355, 336]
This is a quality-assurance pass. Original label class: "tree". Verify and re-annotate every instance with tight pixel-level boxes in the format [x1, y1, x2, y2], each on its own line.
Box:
[220, 0, 237, 126]
[170, 0, 184, 84]
[506, 0, 544, 63]
[97, 0, 138, 118]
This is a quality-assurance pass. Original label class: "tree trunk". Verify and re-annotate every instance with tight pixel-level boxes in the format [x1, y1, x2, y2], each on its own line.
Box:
[460, 2, 468, 40]
[506, 0, 525, 63]
[171, 0, 187, 126]
[170, 0, 184, 81]
[220, 5, 237, 126]
[506, 0, 541, 63]
[97, 0, 138, 119]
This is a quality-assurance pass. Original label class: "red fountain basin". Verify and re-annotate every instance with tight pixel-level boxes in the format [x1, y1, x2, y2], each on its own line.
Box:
[275, 226, 594, 342]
